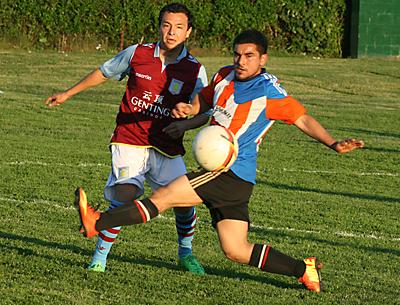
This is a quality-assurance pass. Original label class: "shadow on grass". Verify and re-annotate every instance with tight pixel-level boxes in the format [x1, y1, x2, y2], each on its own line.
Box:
[249, 227, 400, 257]
[121, 255, 299, 290]
[0, 231, 92, 268]
[357, 146, 400, 154]
[336, 127, 400, 139]
[258, 181, 400, 204]
[0, 230, 297, 290]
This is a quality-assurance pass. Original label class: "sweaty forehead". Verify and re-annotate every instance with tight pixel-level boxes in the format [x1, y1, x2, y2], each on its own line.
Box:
[234, 43, 259, 54]
[161, 12, 189, 25]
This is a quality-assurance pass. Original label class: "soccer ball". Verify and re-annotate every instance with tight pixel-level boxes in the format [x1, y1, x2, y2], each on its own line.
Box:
[192, 125, 239, 172]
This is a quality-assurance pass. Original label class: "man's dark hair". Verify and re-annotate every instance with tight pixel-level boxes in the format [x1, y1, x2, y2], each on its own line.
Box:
[158, 3, 193, 29]
[233, 29, 268, 54]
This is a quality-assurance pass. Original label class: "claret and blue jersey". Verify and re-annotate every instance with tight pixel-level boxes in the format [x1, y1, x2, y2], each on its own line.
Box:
[98, 42, 208, 157]
[200, 66, 306, 184]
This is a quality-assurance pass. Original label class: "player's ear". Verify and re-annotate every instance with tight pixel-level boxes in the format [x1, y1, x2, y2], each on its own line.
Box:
[186, 26, 192, 39]
[260, 53, 268, 66]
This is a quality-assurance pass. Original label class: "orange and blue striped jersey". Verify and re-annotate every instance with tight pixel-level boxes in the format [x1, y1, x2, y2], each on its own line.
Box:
[200, 66, 306, 184]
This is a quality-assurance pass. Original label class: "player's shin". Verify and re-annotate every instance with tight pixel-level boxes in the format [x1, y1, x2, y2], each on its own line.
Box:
[95, 198, 159, 231]
[174, 207, 197, 258]
[89, 199, 124, 270]
[249, 244, 306, 277]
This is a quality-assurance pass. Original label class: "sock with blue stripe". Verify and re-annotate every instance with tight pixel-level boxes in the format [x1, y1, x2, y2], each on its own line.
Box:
[174, 207, 197, 258]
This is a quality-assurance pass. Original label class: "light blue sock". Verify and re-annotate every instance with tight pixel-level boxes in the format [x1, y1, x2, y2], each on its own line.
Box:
[90, 200, 123, 266]
[175, 207, 197, 259]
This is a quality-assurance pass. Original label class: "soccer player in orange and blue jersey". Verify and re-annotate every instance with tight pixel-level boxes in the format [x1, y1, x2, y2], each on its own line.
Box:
[74, 29, 364, 292]
[45, 3, 208, 274]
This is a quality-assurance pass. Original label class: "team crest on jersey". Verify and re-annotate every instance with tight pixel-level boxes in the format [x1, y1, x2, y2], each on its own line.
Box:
[168, 78, 184, 95]
[118, 166, 129, 179]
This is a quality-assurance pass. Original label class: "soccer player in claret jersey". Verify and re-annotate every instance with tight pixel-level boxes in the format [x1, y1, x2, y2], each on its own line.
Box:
[74, 29, 364, 292]
[45, 3, 208, 274]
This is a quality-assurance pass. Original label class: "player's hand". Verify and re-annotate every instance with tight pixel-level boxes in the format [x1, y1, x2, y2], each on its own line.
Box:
[163, 121, 186, 139]
[171, 103, 192, 118]
[331, 138, 365, 154]
[44, 92, 70, 107]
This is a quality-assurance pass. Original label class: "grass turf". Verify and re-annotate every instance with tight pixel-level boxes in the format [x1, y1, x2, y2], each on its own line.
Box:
[0, 50, 399, 304]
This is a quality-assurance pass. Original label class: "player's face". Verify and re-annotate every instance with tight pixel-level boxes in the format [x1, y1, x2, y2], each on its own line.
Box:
[159, 12, 192, 51]
[233, 43, 268, 81]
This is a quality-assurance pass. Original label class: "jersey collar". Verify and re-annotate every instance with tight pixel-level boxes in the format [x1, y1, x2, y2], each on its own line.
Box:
[234, 68, 267, 83]
[154, 42, 188, 63]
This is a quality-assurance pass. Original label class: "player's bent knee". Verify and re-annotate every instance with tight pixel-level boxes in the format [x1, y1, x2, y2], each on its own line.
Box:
[221, 246, 249, 264]
[150, 176, 202, 211]
[113, 184, 139, 203]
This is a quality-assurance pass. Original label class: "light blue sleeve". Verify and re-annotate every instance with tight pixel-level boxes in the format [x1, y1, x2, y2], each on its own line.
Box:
[99, 45, 137, 81]
[190, 64, 208, 100]
[190, 65, 212, 116]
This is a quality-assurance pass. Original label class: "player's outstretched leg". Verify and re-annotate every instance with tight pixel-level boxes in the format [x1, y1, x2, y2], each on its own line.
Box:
[74, 188, 159, 237]
[174, 207, 204, 275]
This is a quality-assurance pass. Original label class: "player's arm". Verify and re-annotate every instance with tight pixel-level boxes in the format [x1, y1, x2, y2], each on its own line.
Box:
[172, 84, 212, 119]
[164, 65, 210, 138]
[266, 95, 364, 154]
[45, 69, 108, 107]
[173, 64, 210, 128]
[165, 88, 211, 138]
[163, 113, 210, 139]
[166, 93, 211, 138]
[294, 114, 364, 154]
[265, 74, 364, 154]
[294, 114, 337, 147]
[171, 93, 208, 117]
[45, 45, 136, 108]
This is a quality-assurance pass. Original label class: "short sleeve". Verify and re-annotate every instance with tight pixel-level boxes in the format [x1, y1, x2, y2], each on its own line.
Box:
[266, 96, 306, 124]
[198, 67, 233, 107]
[190, 65, 208, 100]
[99, 45, 137, 80]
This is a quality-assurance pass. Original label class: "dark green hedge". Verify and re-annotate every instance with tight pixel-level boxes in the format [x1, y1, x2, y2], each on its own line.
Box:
[0, 0, 346, 56]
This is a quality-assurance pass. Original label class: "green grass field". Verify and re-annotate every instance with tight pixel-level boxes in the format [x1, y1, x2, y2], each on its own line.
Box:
[0, 50, 399, 305]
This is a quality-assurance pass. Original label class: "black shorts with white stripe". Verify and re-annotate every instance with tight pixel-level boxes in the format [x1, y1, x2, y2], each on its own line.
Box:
[186, 169, 254, 228]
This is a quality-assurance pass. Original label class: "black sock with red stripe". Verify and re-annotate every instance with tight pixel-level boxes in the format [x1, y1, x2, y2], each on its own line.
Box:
[95, 198, 159, 231]
[249, 244, 306, 277]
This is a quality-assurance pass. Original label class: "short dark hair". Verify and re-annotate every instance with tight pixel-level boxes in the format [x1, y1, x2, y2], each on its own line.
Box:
[158, 3, 193, 29]
[233, 29, 268, 54]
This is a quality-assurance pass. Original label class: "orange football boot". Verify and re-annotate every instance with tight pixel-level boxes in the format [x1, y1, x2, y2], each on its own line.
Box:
[298, 257, 323, 293]
[74, 187, 100, 238]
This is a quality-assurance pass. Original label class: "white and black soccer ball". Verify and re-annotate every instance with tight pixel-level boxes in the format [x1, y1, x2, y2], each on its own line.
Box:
[192, 125, 239, 172]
